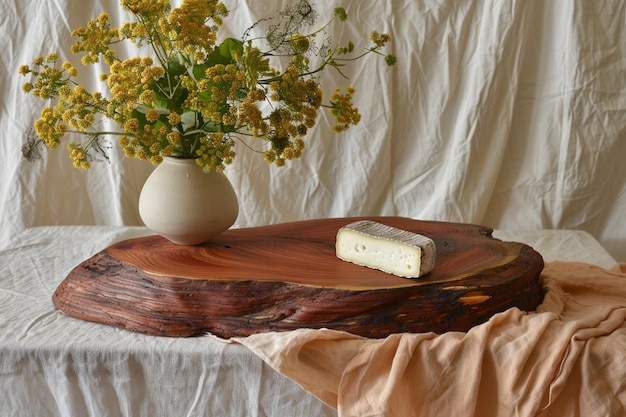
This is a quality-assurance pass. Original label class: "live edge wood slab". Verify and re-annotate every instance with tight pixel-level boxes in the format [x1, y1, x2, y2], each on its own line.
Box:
[53, 217, 544, 338]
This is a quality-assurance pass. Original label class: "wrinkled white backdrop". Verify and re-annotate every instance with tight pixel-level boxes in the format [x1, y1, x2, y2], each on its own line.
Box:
[1, 0, 625, 261]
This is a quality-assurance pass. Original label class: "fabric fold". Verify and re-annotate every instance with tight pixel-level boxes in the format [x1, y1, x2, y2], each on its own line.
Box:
[236, 262, 626, 417]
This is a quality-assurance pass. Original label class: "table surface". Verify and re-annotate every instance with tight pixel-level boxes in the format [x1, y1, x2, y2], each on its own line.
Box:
[0, 224, 617, 417]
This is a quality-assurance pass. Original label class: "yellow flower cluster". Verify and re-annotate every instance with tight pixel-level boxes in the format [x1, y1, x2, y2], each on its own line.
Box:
[67, 143, 92, 169]
[33, 107, 64, 149]
[167, 0, 228, 61]
[19, 54, 71, 100]
[329, 87, 361, 133]
[71, 13, 118, 65]
[196, 132, 236, 172]
[19, 0, 394, 172]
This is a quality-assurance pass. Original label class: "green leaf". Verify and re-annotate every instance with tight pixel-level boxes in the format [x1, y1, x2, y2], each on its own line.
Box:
[131, 108, 149, 125]
[148, 75, 188, 113]
[205, 46, 231, 67]
[200, 38, 244, 68]
[165, 55, 188, 76]
[193, 63, 208, 80]
[219, 38, 244, 62]
[180, 111, 197, 128]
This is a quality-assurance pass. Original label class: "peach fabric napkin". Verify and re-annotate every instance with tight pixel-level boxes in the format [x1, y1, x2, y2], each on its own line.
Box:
[235, 262, 626, 417]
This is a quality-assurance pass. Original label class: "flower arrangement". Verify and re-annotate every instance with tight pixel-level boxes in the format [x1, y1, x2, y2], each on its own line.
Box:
[19, 0, 394, 172]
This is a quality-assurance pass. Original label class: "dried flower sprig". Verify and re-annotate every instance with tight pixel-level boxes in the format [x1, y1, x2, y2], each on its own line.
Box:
[19, 0, 394, 172]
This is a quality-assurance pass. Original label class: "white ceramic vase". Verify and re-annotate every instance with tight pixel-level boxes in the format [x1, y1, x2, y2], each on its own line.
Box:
[138, 157, 239, 245]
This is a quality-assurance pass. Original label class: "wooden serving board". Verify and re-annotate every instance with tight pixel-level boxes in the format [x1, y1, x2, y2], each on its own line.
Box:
[53, 217, 544, 338]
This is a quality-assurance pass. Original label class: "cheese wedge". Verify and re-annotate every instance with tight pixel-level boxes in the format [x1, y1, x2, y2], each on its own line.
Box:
[336, 220, 436, 278]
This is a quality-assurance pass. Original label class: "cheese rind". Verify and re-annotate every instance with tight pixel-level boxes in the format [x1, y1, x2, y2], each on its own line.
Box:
[335, 220, 436, 278]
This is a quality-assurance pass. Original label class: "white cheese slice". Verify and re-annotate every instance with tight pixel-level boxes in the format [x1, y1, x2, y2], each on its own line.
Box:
[335, 220, 436, 278]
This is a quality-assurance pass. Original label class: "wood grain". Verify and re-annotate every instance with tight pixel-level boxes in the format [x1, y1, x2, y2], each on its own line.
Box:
[53, 217, 544, 338]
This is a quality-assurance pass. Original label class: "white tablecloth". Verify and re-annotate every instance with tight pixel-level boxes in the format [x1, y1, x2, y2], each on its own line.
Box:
[0, 225, 617, 416]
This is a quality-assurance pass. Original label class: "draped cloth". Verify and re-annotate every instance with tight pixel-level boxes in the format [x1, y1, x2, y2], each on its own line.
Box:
[235, 262, 626, 417]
